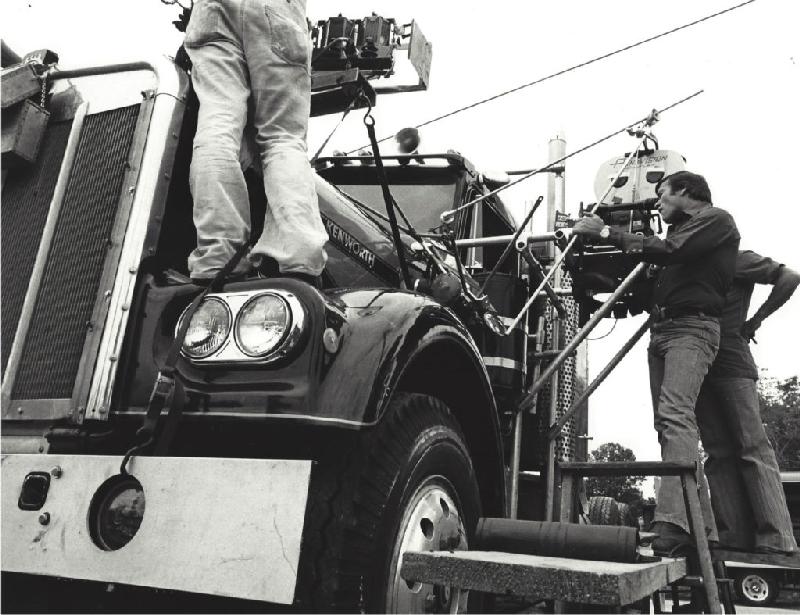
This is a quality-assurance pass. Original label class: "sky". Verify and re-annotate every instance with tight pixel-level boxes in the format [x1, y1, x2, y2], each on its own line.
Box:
[3, 0, 799, 467]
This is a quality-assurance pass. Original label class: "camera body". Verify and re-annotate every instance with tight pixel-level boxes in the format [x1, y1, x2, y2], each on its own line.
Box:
[563, 149, 687, 322]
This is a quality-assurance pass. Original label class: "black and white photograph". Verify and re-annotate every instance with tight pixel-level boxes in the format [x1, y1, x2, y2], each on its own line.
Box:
[1, 0, 799, 612]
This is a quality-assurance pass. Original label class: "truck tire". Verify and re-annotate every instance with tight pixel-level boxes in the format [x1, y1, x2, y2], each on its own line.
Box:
[616, 502, 639, 528]
[298, 392, 482, 613]
[587, 496, 620, 526]
[733, 569, 779, 606]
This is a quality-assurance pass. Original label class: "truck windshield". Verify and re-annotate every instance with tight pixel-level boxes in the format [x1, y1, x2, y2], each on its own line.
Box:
[319, 166, 462, 233]
[335, 183, 458, 232]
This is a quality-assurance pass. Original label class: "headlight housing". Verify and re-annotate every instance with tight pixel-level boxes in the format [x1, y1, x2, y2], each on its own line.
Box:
[235, 293, 291, 357]
[177, 290, 306, 363]
[180, 297, 231, 359]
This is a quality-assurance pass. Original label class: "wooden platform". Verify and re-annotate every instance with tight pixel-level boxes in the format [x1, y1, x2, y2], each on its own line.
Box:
[401, 550, 687, 606]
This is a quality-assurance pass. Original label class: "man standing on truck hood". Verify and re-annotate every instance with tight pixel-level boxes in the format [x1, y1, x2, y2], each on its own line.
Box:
[183, 0, 328, 285]
[573, 171, 740, 555]
[696, 250, 799, 555]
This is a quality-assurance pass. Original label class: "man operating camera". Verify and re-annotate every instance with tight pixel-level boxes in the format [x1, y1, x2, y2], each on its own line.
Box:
[573, 170, 740, 555]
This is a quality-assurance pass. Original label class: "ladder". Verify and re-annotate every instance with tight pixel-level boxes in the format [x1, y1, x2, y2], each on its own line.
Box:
[558, 461, 735, 613]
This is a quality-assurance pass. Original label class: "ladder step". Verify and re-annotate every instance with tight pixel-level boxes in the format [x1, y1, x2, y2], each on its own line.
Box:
[558, 461, 695, 477]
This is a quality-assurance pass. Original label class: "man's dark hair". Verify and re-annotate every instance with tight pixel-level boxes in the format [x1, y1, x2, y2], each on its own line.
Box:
[656, 171, 712, 204]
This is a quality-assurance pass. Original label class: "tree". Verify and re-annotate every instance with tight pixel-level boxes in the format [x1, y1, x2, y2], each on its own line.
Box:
[586, 442, 645, 502]
[760, 376, 800, 470]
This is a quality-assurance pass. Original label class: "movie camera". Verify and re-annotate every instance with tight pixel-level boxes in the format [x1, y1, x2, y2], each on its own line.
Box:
[558, 149, 687, 322]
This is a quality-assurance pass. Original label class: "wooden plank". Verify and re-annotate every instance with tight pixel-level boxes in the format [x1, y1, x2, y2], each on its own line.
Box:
[401, 550, 686, 606]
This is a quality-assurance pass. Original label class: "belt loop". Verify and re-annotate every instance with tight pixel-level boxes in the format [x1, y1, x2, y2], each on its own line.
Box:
[650, 305, 666, 322]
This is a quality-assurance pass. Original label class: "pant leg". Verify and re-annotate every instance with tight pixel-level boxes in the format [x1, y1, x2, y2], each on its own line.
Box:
[696, 380, 756, 549]
[184, 0, 253, 279]
[242, 0, 328, 276]
[649, 316, 720, 538]
[711, 377, 797, 551]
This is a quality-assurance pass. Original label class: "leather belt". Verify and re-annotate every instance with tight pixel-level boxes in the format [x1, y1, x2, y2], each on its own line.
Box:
[650, 305, 711, 322]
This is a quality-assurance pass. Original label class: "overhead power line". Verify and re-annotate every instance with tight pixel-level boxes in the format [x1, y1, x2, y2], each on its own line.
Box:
[441, 90, 704, 220]
[347, 0, 757, 153]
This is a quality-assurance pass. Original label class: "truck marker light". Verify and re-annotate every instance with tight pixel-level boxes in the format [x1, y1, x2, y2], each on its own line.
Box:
[322, 327, 340, 353]
[89, 475, 146, 551]
[18, 472, 51, 511]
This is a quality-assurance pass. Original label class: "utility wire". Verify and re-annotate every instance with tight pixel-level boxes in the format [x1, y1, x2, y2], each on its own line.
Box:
[347, 0, 757, 153]
[441, 89, 704, 221]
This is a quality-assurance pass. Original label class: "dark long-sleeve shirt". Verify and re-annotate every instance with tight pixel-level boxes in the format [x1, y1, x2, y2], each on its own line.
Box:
[710, 250, 783, 379]
[607, 205, 740, 316]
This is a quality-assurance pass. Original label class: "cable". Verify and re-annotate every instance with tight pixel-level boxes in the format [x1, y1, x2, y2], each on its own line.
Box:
[346, 0, 757, 153]
[442, 89, 703, 222]
[311, 99, 356, 161]
[588, 319, 619, 341]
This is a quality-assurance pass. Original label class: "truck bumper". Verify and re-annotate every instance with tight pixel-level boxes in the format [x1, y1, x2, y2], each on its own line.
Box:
[1, 454, 311, 604]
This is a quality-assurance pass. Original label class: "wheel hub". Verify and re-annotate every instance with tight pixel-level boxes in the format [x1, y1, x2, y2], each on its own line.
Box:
[385, 477, 469, 613]
[741, 574, 769, 602]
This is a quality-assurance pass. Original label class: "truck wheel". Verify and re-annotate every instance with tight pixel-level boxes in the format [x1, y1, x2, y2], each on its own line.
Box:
[616, 502, 639, 528]
[587, 496, 620, 525]
[734, 570, 779, 606]
[299, 392, 482, 613]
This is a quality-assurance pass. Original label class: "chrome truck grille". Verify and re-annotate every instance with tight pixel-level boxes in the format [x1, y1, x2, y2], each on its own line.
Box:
[2, 105, 140, 402]
[1, 121, 73, 374]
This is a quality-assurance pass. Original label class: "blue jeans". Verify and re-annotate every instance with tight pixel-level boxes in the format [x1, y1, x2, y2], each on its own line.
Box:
[184, 0, 328, 279]
[696, 377, 797, 551]
[648, 315, 720, 538]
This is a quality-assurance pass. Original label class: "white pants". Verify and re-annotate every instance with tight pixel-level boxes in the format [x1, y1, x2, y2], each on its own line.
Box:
[185, 0, 328, 279]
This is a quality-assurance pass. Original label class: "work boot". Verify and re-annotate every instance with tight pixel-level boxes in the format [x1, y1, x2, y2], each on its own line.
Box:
[189, 272, 250, 287]
[651, 522, 693, 557]
[253, 255, 322, 289]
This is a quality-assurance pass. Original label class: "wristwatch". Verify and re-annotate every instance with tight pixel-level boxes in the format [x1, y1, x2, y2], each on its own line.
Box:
[599, 225, 611, 240]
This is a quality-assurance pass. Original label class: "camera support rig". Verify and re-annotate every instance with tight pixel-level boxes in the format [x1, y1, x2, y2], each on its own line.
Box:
[310, 15, 432, 117]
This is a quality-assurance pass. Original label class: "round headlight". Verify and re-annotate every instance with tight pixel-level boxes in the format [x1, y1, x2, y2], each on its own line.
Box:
[89, 476, 145, 551]
[181, 297, 231, 359]
[235, 293, 291, 357]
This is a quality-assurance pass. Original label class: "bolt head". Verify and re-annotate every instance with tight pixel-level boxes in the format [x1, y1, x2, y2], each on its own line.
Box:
[51, 466, 63, 479]
[38, 512, 50, 525]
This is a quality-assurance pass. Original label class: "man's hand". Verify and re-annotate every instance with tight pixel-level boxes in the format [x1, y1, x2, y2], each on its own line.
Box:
[572, 213, 605, 238]
[740, 318, 762, 343]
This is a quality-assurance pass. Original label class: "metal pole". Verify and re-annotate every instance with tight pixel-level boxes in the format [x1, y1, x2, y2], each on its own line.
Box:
[519, 262, 648, 410]
[544, 315, 561, 521]
[543, 135, 566, 521]
[454, 232, 559, 248]
[510, 316, 545, 519]
[546, 136, 566, 258]
[546, 315, 653, 441]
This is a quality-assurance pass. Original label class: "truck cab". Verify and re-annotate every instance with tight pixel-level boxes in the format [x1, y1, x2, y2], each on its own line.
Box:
[1, 25, 585, 611]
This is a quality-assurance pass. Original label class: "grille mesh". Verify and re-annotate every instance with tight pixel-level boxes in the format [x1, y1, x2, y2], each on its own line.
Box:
[12, 105, 140, 400]
[1, 120, 73, 375]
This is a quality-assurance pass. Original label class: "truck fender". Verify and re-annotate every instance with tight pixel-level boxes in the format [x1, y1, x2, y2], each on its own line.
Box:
[317, 288, 506, 516]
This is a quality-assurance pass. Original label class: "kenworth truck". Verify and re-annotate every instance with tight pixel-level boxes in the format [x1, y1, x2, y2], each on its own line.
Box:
[1, 15, 677, 612]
